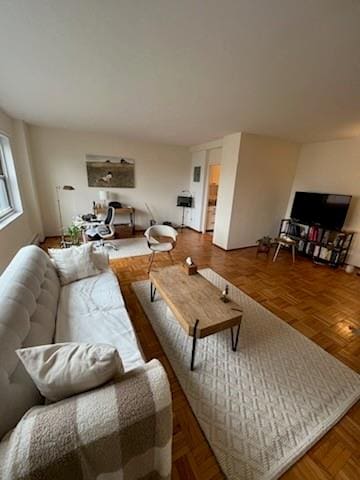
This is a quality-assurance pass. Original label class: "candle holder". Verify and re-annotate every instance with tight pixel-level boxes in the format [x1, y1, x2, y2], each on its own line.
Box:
[220, 284, 230, 303]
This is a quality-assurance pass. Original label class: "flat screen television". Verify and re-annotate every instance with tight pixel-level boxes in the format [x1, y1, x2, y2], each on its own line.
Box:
[290, 192, 351, 230]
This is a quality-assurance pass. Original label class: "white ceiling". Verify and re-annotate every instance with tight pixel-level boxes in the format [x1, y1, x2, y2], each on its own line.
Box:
[0, 0, 359, 146]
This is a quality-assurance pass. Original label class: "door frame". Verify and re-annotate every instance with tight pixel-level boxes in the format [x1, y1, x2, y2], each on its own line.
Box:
[201, 161, 221, 234]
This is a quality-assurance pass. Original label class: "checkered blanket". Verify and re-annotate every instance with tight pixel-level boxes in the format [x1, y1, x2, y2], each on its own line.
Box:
[0, 359, 172, 480]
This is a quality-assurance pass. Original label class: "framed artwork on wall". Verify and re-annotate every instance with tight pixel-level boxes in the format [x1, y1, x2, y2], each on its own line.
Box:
[86, 154, 135, 188]
[193, 166, 201, 182]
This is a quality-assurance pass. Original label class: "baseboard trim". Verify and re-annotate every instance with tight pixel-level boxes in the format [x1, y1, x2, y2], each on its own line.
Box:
[184, 226, 202, 233]
[213, 243, 257, 252]
[30, 234, 41, 245]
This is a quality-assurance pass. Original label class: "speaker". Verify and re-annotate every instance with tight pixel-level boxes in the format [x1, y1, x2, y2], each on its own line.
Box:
[177, 196, 193, 208]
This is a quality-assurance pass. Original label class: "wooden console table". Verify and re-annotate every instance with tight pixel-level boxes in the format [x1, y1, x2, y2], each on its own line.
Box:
[95, 206, 135, 236]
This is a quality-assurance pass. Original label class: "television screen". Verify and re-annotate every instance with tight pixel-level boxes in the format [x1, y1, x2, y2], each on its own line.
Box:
[291, 192, 351, 230]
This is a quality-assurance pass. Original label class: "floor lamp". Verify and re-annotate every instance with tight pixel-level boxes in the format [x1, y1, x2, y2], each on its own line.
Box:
[56, 185, 75, 247]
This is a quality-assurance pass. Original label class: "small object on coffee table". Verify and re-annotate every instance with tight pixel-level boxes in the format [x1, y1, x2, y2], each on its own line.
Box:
[183, 256, 197, 275]
[220, 284, 230, 303]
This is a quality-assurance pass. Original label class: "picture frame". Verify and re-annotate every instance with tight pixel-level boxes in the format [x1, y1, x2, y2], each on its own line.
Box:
[86, 154, 135, 188]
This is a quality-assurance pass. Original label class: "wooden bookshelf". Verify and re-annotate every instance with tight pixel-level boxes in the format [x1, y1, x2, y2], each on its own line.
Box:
[279, 219, 354, 267]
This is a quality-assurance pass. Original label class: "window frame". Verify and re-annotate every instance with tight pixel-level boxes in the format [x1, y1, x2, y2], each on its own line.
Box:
[0, 132, 22, 228]
[0, 138, 14, 220]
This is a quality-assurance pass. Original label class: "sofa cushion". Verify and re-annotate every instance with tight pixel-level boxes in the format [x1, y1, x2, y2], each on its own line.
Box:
[48, 244, 100, 286]
[55, 271, 144, 372]
[17, 343, 124, 402]
[0, 246, 60, 439]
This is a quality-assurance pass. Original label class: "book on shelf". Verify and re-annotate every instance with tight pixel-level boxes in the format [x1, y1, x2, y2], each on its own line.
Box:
[288, 223, 299, 237]
[300, 225, 309, 238]
[306, 243, 314, 255]
[322, 230, 330, 245]
[319, 247, 332, 261]
[334, 233, 345, 248]
[308, 226, 320, 242]
[330, 251, 340, 265]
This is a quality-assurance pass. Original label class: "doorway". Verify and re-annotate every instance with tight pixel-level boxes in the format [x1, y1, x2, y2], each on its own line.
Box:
[204, 164, 221, 232]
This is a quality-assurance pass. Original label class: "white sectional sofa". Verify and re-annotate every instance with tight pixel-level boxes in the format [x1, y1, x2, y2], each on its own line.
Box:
[0, 245, 172, 479]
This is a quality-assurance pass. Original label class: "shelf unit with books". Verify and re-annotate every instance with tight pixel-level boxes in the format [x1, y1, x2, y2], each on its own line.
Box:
[278, 219, 354, 267]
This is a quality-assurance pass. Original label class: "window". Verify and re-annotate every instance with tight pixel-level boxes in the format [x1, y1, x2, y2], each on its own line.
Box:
[0, 134, 22, 226]
[0, 139, 13, 219]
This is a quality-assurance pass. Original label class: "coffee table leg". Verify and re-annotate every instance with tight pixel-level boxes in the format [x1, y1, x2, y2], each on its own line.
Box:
[231, 324, 241, 352]
[191, 319, 199, 371]
[150, 282, 157, 302]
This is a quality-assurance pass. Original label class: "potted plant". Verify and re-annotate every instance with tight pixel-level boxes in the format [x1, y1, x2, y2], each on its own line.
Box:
[67, 224, 82, 246]
[256, 236, 273, 256]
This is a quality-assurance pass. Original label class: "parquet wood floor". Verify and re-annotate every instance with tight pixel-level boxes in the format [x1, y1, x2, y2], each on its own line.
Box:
[42, 230, 360, 479]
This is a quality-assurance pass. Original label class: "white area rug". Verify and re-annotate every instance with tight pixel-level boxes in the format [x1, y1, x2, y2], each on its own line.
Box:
[132, 268, 360, 480]
[100, 238, 152, 259]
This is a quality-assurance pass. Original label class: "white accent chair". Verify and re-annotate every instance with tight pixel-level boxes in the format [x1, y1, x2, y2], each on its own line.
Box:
[144, 224, 178, 272]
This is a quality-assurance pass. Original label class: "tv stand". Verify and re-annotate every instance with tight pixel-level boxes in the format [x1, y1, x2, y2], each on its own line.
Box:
[279, 219, 354, 268]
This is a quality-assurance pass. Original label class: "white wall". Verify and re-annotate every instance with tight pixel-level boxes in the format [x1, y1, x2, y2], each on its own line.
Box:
[0, 111, 43, 272]
[227, 134, 300, 249]
[213, 133, 242, 248]
[207, 148, 222, 167]
[186, 151, 207, 231]
[28, 126, 191, 235]
[285, 137, 360, 266]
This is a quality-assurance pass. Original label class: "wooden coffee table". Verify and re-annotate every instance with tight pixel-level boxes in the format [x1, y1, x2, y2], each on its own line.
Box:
[149, 265, 243, 370]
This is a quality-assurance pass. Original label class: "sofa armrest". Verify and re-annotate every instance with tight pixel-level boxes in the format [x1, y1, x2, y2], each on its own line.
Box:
[0, 359, 172, 480]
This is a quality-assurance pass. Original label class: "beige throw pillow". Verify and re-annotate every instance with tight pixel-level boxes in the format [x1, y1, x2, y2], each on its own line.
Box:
[48, 243, 100, 285]
[16, 343, 124, 402]
[91, 248, 110, 271]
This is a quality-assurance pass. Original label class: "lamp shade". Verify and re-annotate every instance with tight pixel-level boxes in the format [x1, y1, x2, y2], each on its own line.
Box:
[99, 190, 108, 201]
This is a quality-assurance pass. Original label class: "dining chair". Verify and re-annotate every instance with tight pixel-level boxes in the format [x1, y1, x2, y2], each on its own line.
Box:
[144, 224, 178, 272]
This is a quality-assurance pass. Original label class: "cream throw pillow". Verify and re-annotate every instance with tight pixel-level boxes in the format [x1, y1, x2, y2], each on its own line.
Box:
[49, 243, 100, 285]
[16, 343, 124, 402]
